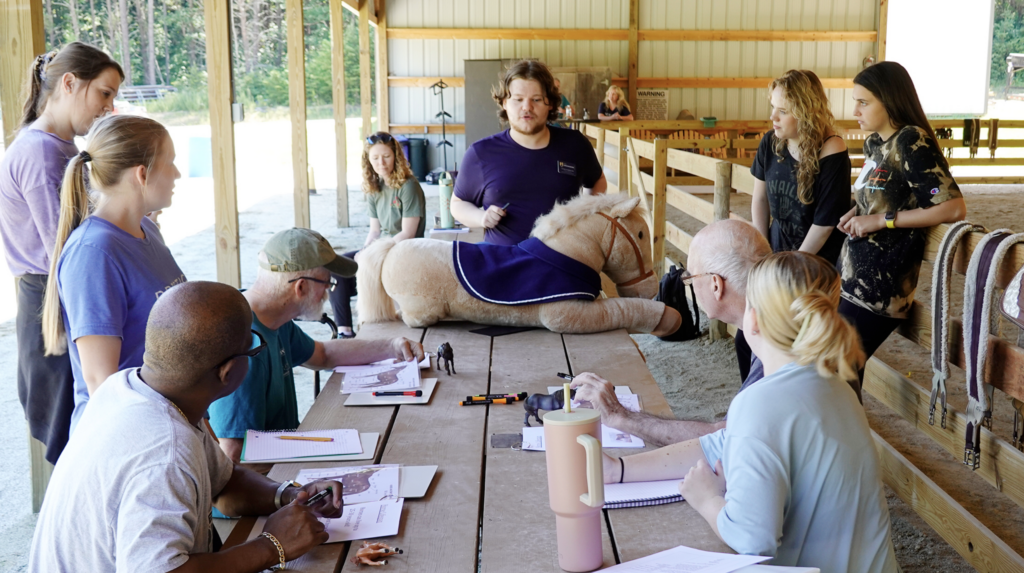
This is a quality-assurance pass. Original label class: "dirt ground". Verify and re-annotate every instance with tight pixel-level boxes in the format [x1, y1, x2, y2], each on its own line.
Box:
[636, 184, 1024, 572]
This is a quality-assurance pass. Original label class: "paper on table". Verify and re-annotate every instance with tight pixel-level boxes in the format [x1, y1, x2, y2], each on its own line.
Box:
[521, 425, 644, 450]
[240, 429, 361, 462]
[248, 499, 404, 544]
[296, 465, 399, 505]
[601, 545, 770, 573]
[430, 227, 470, 234]
[370, 356, 431, 370]
[337, 360, 421, 394]
[344, 378, 438, 405]
[242, 432, 379, 463]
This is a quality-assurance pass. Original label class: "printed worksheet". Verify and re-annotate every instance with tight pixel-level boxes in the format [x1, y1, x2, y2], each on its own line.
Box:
[600, 544, 769, 573]
[296, 464, 399, 505]
[521, 424, 644, 451]
[337, 360, 421, 394]
[248, 499, 404, 544]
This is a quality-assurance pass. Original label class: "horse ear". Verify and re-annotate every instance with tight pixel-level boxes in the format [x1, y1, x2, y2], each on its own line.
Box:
[606, 196, 641, 219]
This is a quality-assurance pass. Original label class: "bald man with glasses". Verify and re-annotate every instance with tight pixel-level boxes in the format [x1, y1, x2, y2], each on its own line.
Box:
[30, 281, 345, 573]
[208, 228, 424, 463]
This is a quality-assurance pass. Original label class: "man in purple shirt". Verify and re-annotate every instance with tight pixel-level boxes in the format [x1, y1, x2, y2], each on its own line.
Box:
[451, 60, 606, 245]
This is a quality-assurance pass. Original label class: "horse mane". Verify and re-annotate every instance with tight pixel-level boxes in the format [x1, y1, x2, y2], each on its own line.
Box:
[531, 193, 647, 241]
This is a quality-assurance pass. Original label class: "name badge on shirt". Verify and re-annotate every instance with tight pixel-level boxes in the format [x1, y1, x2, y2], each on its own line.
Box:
[557, 161, 577, 176]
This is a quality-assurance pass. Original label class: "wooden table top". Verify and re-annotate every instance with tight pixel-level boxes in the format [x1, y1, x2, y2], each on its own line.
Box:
[223, 321, 740, 571]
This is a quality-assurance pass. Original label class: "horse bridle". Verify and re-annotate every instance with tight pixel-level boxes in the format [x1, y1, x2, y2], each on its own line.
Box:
[597, 212, 654, 287]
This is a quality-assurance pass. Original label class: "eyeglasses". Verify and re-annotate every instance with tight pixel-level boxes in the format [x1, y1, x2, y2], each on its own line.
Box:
[366, 132, 394, 145]
[288, 276, 337, 292]
[680, 272, 722, 286]
[215, 330, 267, 370]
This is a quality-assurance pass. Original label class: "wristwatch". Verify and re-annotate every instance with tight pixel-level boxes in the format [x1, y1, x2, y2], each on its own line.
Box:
[275, 480, 300, 509]
[885, 211, 897, 230]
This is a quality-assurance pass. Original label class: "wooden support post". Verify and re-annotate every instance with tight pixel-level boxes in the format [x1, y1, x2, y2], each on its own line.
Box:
[0, 0, 44, 147]
[620, 129, 630, 197]
[651, 139, 668, 279]
[359, 0, 372, 138]
[708, 160, 732, 340]
[595, 127, 606, 169]
[287, 0, 310, 228]
[329, 0, 349, 227]
[204, 0, 241, 287]
[627, 0, 639, 111]
[873, 431, 1024, 572]
[877, 0, 888, 61]
[375, 0, 388, 133]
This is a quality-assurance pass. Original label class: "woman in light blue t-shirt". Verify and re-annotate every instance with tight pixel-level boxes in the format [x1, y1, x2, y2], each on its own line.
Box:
[42, 115, 186, 434]
[602, 252, 898, 573]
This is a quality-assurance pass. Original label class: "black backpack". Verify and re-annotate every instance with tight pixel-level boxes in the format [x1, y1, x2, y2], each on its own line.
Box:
[655, 265, 701, 341]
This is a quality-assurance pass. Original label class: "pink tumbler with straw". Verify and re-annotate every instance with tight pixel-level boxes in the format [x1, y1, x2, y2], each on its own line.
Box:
[543, 386, 604, 572]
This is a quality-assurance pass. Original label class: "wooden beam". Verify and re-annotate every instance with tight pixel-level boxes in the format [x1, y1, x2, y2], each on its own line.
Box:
[339, 0, 373, 23]
[287, 0, 310, 229]
[0, 0, 44, 147]
[329, 0, 349, 227]
[865, 358, 1024, 513]
[709, 160, 731, 340]
[388, 123, 465, 134]
[665, 220, 692, 254]
[954, 176, 1024, 185]
[872, 430, 1024, 572]
[204, 0, 240, 287]
[387, 76, 464, 87]
[946, 158, 1024, 166]
[359, 0, 372, 139]
[387, 27, 628, 40]
[375, 0, 388, 133]
[638, 30, 877, 42]
[666, 186, 714, 224]
[878, 0, 888, 61]
[627, 0, 639, 111]
[637, 77, 854, 89]
[651, 139, 668, 277]
[665, 148, 718, 180]
[731, 163, 756, 194]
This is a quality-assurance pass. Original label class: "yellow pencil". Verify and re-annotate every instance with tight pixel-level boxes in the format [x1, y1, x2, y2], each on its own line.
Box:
[277, 436, 334, 442]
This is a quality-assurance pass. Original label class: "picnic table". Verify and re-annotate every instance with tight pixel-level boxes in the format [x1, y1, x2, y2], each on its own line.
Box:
[223, 321, 815, 572]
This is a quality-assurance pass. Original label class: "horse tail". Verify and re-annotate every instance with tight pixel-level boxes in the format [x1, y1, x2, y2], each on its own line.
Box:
[356, 238, 400, 324]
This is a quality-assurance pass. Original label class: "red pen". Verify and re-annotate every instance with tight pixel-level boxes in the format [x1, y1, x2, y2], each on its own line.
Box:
[373, 390, 423, 397]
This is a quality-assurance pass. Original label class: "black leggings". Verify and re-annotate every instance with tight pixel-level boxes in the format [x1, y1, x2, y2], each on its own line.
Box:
[838, 299, 904, 395]
[328, 250, 360, 328]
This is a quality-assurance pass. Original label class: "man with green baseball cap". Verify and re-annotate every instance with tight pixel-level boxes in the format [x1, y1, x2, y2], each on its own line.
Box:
[209, 228, 424, 462]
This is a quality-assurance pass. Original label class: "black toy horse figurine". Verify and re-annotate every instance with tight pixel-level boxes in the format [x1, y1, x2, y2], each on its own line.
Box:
[437, 342, 455, 375]
[524, 388, 575, 426]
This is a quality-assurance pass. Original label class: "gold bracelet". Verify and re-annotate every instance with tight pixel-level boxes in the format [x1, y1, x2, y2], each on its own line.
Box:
[260, 531, 287, 571]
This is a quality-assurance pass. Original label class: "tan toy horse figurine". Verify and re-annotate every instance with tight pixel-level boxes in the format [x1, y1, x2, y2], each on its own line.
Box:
[356, 194, 682, 336]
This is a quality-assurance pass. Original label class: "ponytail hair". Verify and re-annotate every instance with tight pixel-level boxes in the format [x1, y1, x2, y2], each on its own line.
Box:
[746, 251, 864, 383]
[42, 115, 170, 355]
[19, 42, 124, 131]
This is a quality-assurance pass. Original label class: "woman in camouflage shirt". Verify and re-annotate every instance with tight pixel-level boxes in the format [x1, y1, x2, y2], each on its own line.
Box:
[837, 61, 967, 362]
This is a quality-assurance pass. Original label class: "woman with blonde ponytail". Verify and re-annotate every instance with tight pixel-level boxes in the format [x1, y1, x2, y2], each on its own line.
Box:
[42, 114, 186, 434]
[0, 42, 122, 463]
[751, 70, 850, 265]
[605, 252, 898, 572]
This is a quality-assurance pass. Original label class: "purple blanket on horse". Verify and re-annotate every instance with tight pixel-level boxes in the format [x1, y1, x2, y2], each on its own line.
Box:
[453, 237, 602, 306]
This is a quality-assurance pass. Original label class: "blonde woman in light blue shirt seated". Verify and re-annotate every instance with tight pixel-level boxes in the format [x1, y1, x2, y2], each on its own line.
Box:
[603, 251, 899, 572]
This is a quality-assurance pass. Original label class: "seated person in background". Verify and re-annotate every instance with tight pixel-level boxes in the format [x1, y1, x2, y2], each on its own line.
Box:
[209, 228, 424, 463]
[598, 86, 632, 121]
[555, 78, 572, 118]
[328, 131, 426, 338]
[451, 59, 606, 246]
[608, 252, 898, 572]
[572, 219, 771, 446]
[29, 281, 344, 573]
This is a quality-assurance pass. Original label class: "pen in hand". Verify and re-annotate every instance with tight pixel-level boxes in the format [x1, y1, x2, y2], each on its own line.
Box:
[305, 487, 333, 506]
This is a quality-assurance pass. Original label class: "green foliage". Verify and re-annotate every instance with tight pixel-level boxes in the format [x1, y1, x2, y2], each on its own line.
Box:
[42, 0, 374, 117]
[992, 1, 1024, 91]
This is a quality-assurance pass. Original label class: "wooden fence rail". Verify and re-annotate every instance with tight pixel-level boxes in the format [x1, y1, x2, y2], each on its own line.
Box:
[586, 121, 1024, 571]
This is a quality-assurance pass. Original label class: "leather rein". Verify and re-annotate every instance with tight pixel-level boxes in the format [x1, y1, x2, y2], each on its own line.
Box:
[597, 212, 654, 288]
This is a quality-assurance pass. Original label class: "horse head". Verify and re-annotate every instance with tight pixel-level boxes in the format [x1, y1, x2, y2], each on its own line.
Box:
[532, 194, 658, 300]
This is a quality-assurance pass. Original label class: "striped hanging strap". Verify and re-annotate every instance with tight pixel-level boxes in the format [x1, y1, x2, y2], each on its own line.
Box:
[962, 229, 1024, 469]
[929, 222, 983, 428]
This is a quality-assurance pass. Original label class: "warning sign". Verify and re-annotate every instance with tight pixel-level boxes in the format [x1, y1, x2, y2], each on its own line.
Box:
[636, 89, 669, 120]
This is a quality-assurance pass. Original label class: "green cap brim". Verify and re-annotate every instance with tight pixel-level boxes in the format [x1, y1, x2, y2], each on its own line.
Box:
[325, 253, 358, 278]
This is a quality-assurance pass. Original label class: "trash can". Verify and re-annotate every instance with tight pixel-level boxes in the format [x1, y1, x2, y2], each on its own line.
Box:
[407, 138, 429, 181]
[394, 135, 410, 162]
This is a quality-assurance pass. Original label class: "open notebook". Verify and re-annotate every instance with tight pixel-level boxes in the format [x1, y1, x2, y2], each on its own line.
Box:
[604, 478, 684, 509]
[240, 429, 361, 462]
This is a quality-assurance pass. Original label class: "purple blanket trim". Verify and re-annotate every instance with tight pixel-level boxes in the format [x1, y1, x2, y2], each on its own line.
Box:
[453, 237, 602, 306]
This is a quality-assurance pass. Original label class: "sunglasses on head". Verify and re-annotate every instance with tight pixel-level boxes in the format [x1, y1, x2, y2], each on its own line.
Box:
[366, 132, 394, 145]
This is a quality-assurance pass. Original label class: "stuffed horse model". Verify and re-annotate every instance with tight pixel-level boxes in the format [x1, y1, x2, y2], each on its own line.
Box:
[356, 194, 682, 336]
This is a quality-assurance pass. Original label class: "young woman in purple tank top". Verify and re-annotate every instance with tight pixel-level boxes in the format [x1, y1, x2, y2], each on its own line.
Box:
[0, 42, 122, 463]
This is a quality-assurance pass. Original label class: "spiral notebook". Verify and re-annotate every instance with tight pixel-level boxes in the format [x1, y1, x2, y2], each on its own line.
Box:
[603, 479, 684, 509]
[240, 429, 361, 462]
